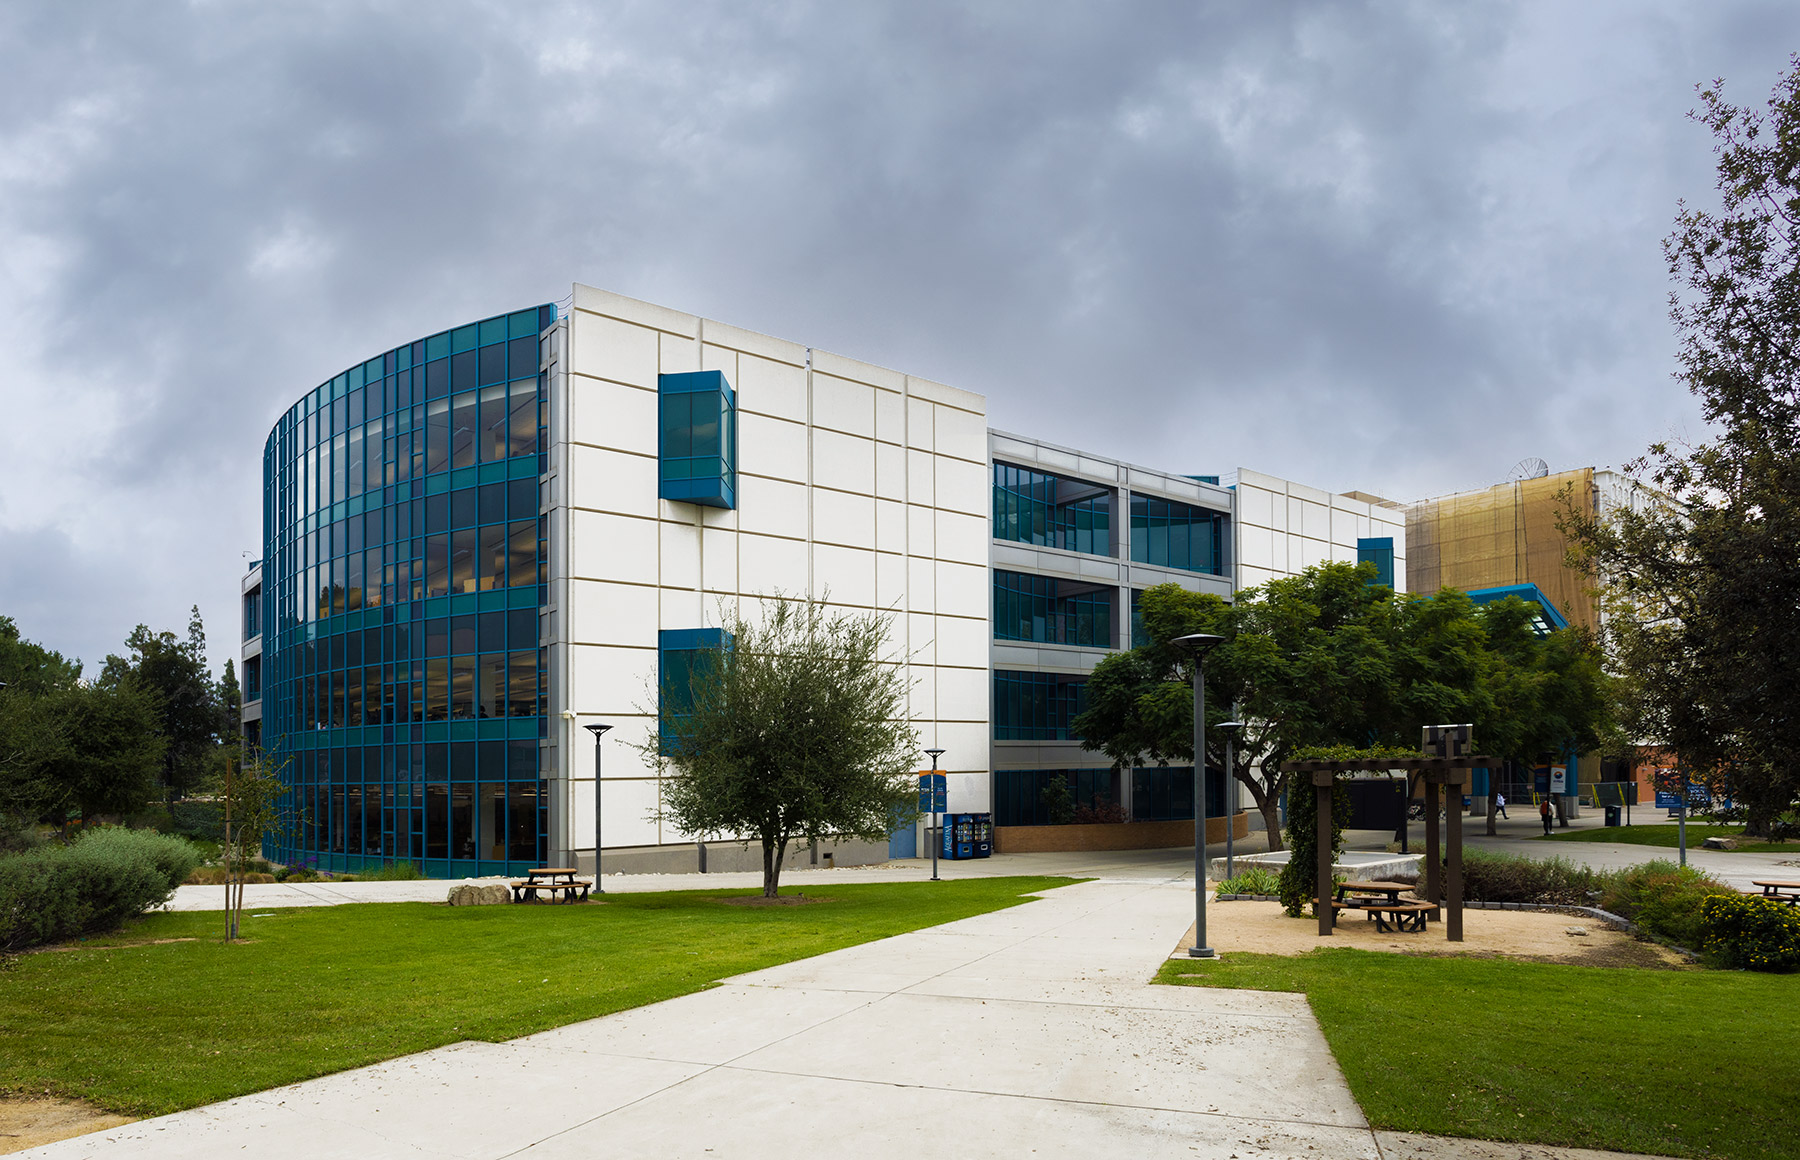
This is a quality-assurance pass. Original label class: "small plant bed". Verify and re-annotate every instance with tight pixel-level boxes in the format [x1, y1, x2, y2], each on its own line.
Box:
[1159, 949, 1797, 1160]
[1540, 823, 1793, 853]
[0, 876, 1073, 1118]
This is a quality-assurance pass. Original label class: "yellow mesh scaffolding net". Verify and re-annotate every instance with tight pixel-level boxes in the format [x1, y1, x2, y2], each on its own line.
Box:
[1406, 468, 1598, 631]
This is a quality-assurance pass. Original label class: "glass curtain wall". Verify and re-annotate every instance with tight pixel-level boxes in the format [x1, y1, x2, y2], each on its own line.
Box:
[992, 463, 1111, 555]
[1129, 495, 1228, 575]
[260, 304, 555, 878]
[992, 571, 1113, 647]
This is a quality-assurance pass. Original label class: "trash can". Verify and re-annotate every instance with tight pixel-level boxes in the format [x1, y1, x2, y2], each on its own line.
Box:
[1604, 805, 1622, 827]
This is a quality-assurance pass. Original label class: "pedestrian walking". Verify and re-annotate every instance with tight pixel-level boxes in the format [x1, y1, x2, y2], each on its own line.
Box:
[1539, 797, 1553, 836]
[1496, 792, 1508, 818]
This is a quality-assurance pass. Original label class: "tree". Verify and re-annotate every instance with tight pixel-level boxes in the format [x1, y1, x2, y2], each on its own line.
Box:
[219, 752, 293, 940]
[103, 607, 223, 801]
[639, 596, 921, 898]
[1565, 59, 1800, 837]
[1075, 565, 1612, 847]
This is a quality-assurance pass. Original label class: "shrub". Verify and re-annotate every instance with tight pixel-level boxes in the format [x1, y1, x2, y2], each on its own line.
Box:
[359, 861, 426, 881]
[1700, 894, 1800, 971]
[1599, 859, 1738, 950]
[1216, 866, 1281, 897]
[1458, 850, 1604, 904]
[1072, 801, 1127, 825]
[1278, 778, 1350, 917]
[1038, 780, 1075, 826]
[0, 828, 202, 951]
[169, 800, 224, 842]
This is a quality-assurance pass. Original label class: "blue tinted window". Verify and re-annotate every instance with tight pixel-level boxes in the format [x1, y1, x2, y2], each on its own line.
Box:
[992, 463, 1111, 555]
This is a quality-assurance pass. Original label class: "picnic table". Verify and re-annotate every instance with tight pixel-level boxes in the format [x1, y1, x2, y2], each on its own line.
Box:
[510, 867, 592, 903]
[1750, 879, 1800, 906]
[1333, 880, 1434, 933]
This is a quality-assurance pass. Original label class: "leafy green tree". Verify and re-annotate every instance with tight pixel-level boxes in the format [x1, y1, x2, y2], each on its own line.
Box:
[38, 679, 165, 829]
[102, 607, 223, 801]
[1075, 565, 1612, 848]
[1564, 61, 1800, 837]
[639, 596, 921, 898]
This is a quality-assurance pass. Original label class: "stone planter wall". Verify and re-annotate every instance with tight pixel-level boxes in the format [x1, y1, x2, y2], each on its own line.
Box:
[995, 812, 1248, 854]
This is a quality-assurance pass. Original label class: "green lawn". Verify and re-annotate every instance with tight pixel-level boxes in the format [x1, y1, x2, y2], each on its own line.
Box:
[1540, 822, 1795, 853]
[1161, 950, 1797, 1160]
[0, 877, 1072, 1116]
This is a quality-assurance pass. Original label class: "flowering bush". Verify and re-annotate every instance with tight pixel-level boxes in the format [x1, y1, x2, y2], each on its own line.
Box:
[1700, 894, 1800, 971]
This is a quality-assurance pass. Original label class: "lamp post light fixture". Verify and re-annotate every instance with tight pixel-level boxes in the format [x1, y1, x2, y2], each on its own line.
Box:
[584, 723, 612, 892]
[924, 747, 945, 882]
[1173, 633, 1225, 959]
[1216, 719, 1245, 881]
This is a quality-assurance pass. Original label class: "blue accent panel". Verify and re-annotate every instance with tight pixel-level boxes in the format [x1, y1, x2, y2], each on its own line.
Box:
[658, 628, 733, 731]
[1356, 536, 1396, 589]
[658, 371, 737, 509]
[1466, 583, 1569, 635]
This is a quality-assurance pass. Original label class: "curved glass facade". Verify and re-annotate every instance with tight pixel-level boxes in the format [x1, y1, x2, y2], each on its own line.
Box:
[260, 304, 556, 876]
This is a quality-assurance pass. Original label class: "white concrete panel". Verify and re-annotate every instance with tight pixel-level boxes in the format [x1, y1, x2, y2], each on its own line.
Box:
[935, 614, 990, 669]
[1239, 566, 1278, 591]
[696, 317, 806, 366]
[935, 510, 987, 566]
[701, 342, 737, 380]
[906, 397, 935, 452]
[570, 511, 658, 585]
[659, 585, 704, 629]
[573, 284, 697, 337]
[812, 373, 875, 439]
[1331, 509, 1359, 547]
[875, 387, 905, 445]
[1300, 499, 1331, 541]
[569, 377, 657, 457]
[1237, 484, 1273, 529]
[907, 450, 935, 506]
[569, 643, 659, 722]
[946, 769, 991, 812]
[935, 456, 989, 517]
[936, 721, 992, 768]
[568, 580, 659, 649]
[907, 611, 936, 661]
[738, 412, 809, 485]
[735, 474, 809, 541]
[568, 444, 657, 516]
[811, 347, 905, 392]
[1267, 490, 1288, 532]
[875, 551, 907, 611]
[933, 404, 988, 463]
[908, 666, 938, 722]
[598, 777, 663, 848]
[1238, 524, 1274, 574]
[937, 560, 988, 620]
[936, 665, 988, 720]
[874, 441, 905, 501]
[812, 429, 875, 494]
[736, 354, 807, 423]
[1288, 480, 1331, 505]
[907, 373, 985, 414]
[660, 520, 701, 591]
[701, 526, 738, 593]
[875, 498, 905, 555]
[739, 533, 809, 596]
[659, 332, 700, 374]
[814, 488, 876, 551]
[815, 543, 876, 608]
[1297, 537, 1330, 571]
[907, 504, 935, 558]
[571, 311, 659, 390]
[908, 558, 937, 614]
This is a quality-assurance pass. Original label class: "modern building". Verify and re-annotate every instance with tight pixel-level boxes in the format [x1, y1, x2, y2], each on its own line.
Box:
[243, 284, 1406, 876]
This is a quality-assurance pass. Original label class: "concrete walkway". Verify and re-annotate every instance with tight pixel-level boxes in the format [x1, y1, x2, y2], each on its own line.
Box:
[31, 873, 1676, 1160]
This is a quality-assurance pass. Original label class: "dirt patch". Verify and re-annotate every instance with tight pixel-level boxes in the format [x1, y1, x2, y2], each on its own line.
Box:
[0, 1097, 134, 1154]
[1179, 899, 1690, 967]
[719, 894, 837, 908]
[26, 937, 201, 955]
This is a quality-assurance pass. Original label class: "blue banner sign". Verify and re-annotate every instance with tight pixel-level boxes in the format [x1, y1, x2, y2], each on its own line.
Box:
[1655, 790, 1681, 810]
[919, 773, 946, 814]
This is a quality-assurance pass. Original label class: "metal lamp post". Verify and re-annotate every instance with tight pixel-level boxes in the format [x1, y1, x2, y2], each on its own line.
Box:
[1216, 719, 1245, 880]
[924, 747, 945, 881]
[584, 723, 612, 891]
[1174, 633, 1225, 959]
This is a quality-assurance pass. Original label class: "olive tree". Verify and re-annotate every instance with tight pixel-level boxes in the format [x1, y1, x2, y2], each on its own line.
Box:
[639, 595, 921, 898]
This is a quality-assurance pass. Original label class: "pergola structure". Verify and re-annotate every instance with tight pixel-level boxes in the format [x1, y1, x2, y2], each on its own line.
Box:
[1281, 732, 1491, 943]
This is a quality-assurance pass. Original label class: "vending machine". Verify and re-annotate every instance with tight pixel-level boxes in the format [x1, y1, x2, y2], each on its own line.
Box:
[941, 814, 977, 860]
[971, 813, 993, 858]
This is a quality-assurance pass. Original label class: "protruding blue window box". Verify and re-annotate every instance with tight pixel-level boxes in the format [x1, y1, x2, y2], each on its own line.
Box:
[659, 371, 737, 508]
[659, 627, 732, 742]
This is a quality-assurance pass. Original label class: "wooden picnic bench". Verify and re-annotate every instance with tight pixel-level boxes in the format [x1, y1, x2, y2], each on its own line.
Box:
[1333, 881, 1433, 933]
[511, 870, 592, 903]
[1750, 879, 1800, 906]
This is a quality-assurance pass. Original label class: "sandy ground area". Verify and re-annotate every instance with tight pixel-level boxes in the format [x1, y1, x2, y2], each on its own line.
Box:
[1179, 897, 1688, 968]
[0, 1098, 134, 1154]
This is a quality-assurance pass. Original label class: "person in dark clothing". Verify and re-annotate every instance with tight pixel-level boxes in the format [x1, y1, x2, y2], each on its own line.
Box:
[1539, 797, 1554, 836]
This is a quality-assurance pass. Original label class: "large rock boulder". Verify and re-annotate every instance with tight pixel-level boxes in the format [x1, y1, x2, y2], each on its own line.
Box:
[447, 883, 510, 906]
[1702, 836, 1739, 851]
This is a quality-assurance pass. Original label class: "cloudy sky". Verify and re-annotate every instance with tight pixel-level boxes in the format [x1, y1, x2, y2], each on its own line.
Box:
[1, 0, 1795, 676]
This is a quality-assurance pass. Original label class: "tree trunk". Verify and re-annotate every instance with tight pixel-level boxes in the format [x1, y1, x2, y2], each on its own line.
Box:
[1486, 793, 1499, 837]
[762, 835, 790, 898]
[1259, 795, 1284, 852]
